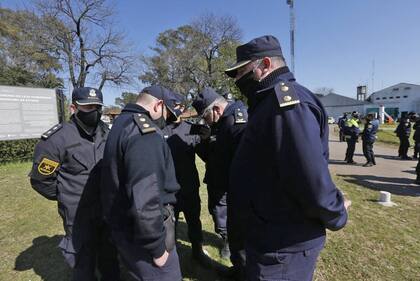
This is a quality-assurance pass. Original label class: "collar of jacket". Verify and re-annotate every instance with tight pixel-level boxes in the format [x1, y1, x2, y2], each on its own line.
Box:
[122, 103, 150, 116]
[222, 100, 245, 118]
[256, 66, 294, 94]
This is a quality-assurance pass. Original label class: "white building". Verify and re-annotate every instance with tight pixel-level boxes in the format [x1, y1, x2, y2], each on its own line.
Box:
[319, 93, 379, 120]
[367, 83, 420, 119]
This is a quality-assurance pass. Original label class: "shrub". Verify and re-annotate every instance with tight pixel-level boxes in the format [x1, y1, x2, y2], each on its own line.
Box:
[0, 139, 38, 163]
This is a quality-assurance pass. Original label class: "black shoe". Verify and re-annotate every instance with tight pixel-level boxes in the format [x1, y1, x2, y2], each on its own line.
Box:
[401, 156, 413, 160]
[220, 239, 231, 259]
[192, 244, 213, 267]
[347, 160, 357, 164]
[216, 266, 244, 281]
[363, 162, 373, 167]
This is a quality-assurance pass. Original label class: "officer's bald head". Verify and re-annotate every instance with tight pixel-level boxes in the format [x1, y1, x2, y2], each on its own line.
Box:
[136, 92, 168, 121]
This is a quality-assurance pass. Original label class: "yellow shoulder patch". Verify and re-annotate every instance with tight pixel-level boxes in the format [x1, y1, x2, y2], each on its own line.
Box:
[37, 158, 59, 176]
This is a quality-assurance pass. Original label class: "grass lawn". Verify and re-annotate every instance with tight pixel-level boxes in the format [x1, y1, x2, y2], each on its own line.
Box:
[0, 160, 419, 281]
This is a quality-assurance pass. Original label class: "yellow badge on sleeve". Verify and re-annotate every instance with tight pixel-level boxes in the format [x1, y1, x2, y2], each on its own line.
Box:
[38, 158, 59, 175]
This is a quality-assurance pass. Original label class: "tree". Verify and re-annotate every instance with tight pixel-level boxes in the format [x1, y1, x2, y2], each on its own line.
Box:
[0, 8, 63, 88]
[35, 0, 136, 90]
[140, 13, 242, 98]
[115, 92, 137, 108]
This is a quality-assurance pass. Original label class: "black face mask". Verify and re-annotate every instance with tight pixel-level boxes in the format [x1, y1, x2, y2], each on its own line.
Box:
[153, 105, 166, 129]
[76, 108, 102, 128]
[235, 70, 260, 106]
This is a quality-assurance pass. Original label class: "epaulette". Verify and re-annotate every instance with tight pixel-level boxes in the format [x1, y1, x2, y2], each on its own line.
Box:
[274, 81, 300, 108]
[41, 123, 63, 140]
[234, 108, 247, 124]
[133, 113, 157, 134]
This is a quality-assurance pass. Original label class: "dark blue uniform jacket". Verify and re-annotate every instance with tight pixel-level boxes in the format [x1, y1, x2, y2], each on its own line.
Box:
[395, 118, 411, 137]
[230, 68, 348, 253]
[162, 121, 200, 190]
[101, 103, 179, 258]
[30, 117, 109, 254]
[213, 101, 248, 192]
[413, 119, 420, 141]
[362, 119, 379, 142]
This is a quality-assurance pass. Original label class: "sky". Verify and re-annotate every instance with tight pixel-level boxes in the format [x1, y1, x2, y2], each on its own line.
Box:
[1, 0, 420, 106]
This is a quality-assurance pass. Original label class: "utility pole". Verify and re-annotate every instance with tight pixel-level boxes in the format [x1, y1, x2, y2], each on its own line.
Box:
[287, 0, 295, 73]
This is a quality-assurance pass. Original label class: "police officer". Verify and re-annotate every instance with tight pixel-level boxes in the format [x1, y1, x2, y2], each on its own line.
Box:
[29, 87, 120, 281]
[101, 86, 182, 281]
[192, 87, 248, 278]
[225, 35, 350, 281]
[344, 111, 360, 164]
[338, 112, 347, 142]
[162, 92, 210, 265]
[412, 114, 420, 159]
[395, 115, 412, 160]
[362, 113, 379, 167]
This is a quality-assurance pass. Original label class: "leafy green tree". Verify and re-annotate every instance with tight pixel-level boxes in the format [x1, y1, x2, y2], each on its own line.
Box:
[140, 13, 242, 98]
[115, 92, 138, 108]
[0, 8, 62, 88]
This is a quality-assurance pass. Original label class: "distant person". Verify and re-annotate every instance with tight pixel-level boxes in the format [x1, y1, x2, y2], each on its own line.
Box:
[344, 111, 360, 164]
[29, 87, 120, 281]
[362, 113, 379, 167]
[412, 114, 420, 159]
[338, 113, 347, 142]
[395, 115, 412, 160]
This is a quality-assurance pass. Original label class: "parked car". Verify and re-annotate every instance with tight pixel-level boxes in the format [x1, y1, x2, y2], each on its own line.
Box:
[328, 116, 335, 124]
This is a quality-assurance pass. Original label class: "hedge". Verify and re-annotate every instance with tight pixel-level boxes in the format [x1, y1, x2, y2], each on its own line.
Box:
[0, 138, 38, 163]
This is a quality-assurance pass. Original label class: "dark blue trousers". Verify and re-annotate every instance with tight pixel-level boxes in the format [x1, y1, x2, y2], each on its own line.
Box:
[207, 185, 228, 239]
[113, 235, 182, 281]
[345, 139, 356, 162]
[245, 244, 323, 281]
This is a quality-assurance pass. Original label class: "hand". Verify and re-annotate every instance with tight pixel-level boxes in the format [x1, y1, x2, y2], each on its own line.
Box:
[344, 199, 352, 210]
[153, 250, 169, 267]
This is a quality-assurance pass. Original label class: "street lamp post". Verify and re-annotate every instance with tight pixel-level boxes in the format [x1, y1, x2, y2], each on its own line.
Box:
[287, 0, 295, 74]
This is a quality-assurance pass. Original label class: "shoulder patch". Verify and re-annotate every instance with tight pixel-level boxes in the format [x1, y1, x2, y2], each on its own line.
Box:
[274, 82, 300, 108]
[37, 157, 60, 175]
[133, 114, 157, 134]
[41, 123, 63, 140]
[234, 108, 247, 124]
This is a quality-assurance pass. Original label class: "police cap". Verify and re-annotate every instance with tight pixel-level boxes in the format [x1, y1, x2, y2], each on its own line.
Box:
[72, 87, 103, 106]
[141, 85, 176, 116]
[225, 35, 284, 78]
[192, 87, 221, 116]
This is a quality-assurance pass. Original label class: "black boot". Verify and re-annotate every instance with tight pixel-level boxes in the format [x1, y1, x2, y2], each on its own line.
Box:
[192, 243, 212, 267]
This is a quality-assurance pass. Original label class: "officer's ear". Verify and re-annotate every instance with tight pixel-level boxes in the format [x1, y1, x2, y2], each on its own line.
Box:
[153, 100, 164, 113]
[261, 57, 272, 75]
[213, 105, 222, 116]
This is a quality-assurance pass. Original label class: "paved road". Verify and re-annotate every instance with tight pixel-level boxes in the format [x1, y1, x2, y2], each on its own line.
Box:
[328, 127, 420, 197]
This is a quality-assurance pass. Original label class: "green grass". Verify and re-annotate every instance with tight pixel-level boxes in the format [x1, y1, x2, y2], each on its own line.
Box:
[1, 161, 419, 280]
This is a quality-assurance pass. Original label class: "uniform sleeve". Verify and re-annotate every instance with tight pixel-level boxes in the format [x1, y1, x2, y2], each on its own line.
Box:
[124, 134, 166, 258]
[277, 102, 348, 231]
[29, 139, 61, 200]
